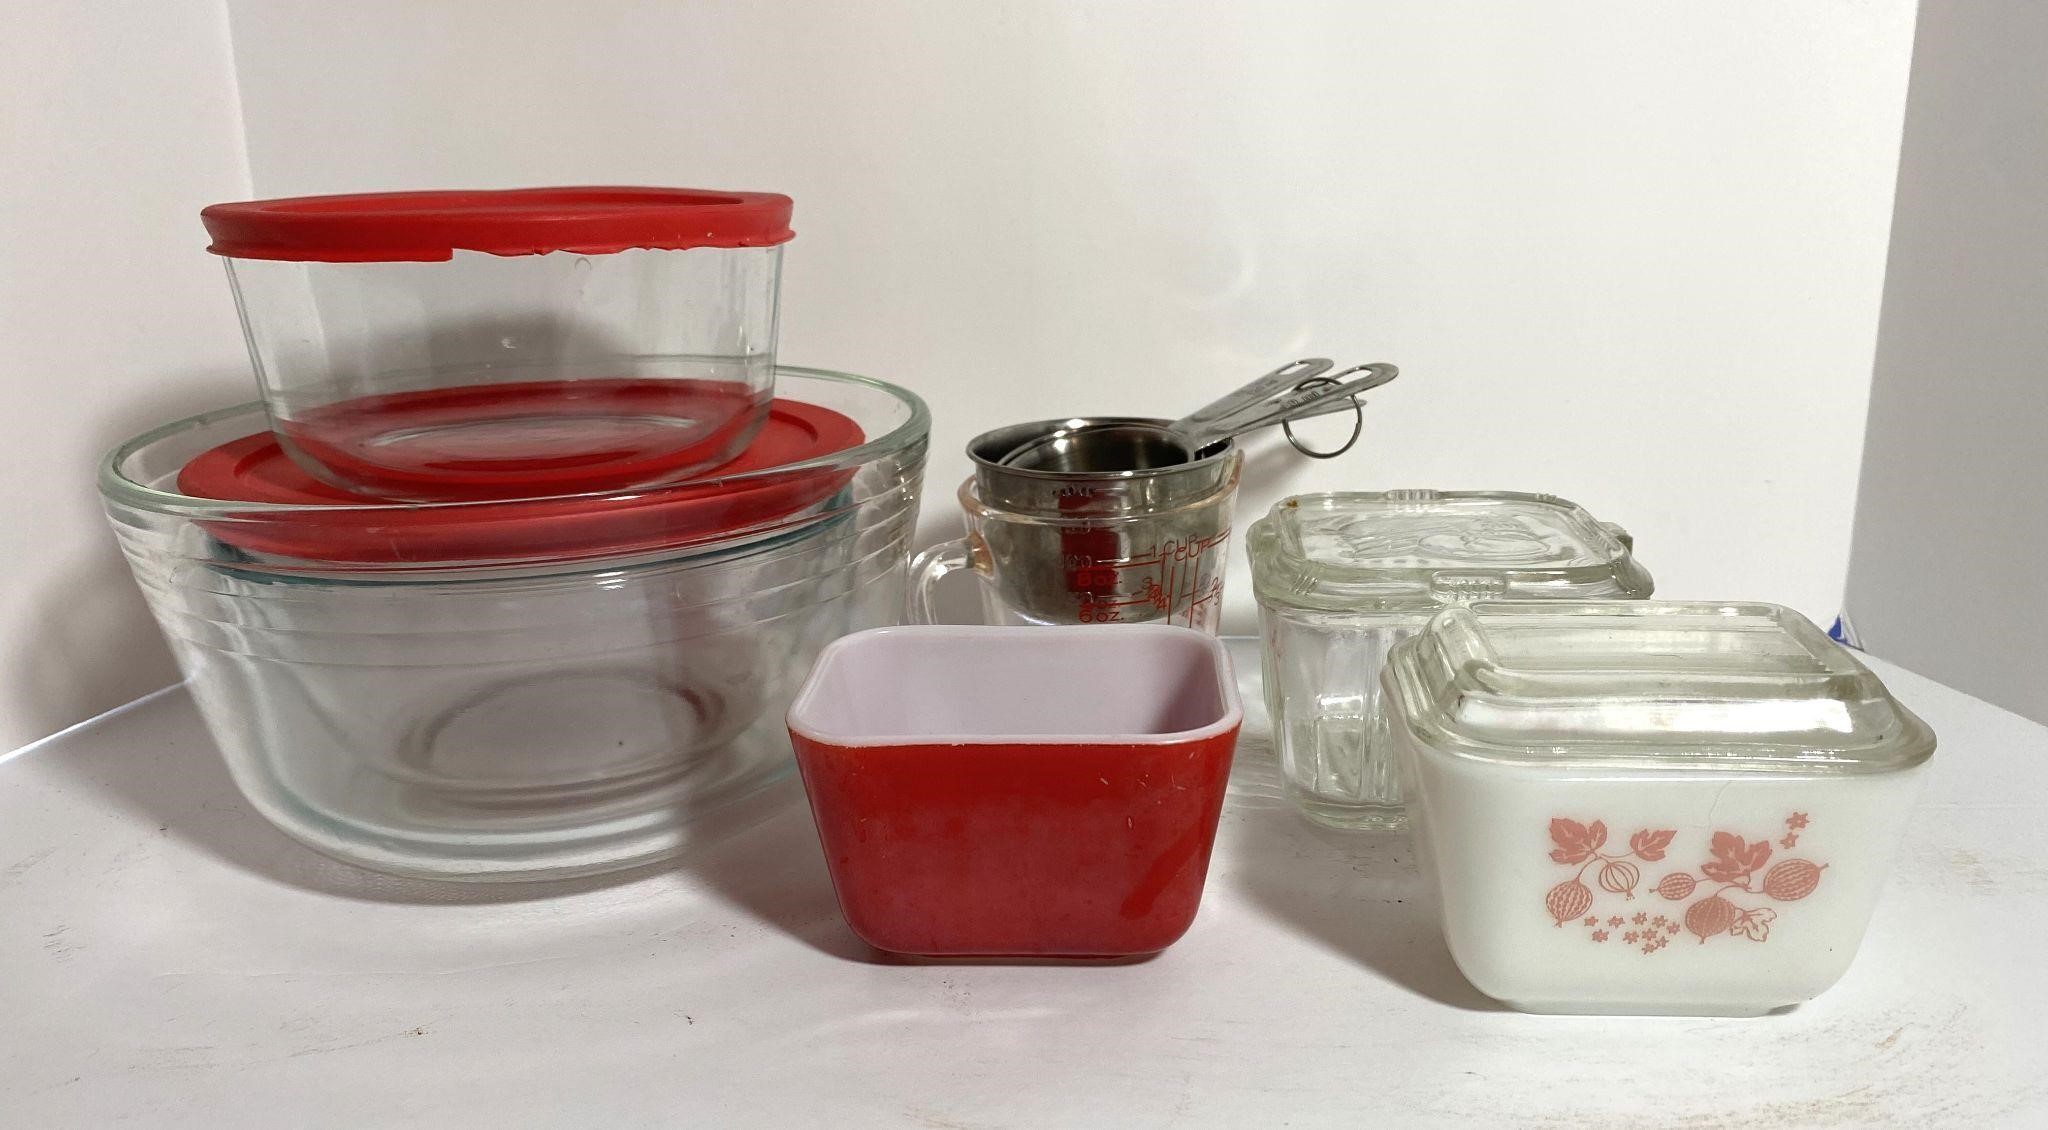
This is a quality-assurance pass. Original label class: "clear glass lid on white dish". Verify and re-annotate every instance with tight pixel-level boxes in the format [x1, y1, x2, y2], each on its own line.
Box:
[1383, 601, 1935, 773]
[1247, 489, 1652, 612]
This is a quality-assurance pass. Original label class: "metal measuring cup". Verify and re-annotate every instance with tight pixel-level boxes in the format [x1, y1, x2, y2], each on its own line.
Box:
[912, 359, 1399, 631]
[968, 360, 1396, 516]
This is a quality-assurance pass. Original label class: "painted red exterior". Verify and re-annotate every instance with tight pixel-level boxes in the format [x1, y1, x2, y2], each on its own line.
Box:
[791, 727, 1240, 958]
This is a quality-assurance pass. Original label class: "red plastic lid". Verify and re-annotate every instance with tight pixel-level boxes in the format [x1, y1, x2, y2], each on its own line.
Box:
[201, 186, 794, 263]
[276, 378, 769, 501]
[177, 399, 862, 564]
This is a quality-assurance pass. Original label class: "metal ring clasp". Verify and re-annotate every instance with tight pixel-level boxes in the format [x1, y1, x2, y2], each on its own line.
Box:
[1281, 375, 1365, 459]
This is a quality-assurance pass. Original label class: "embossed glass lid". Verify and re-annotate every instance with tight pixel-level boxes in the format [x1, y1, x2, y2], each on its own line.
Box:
[1382, 601, 1935, 772]
[1247, 490, 1653, 612]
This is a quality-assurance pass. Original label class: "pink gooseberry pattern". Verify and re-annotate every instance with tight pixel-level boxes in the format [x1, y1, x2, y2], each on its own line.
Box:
[1545, 813, 1827, 955]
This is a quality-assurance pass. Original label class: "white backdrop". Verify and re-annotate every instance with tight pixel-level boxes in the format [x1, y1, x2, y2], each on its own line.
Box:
[2, 1, 1918, 747]
[1845, 1, 2048, 724]
[226, 0, 1916, 635]
[0, 1, 250, 752]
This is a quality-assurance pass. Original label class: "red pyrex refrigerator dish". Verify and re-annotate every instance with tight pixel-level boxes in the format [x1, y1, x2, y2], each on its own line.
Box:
[787, 624, 1243, 957]
[200, 186, 793, 500]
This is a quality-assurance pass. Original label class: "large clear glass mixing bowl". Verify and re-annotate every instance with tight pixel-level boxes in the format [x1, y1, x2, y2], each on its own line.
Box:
[100, 367, 926, 881]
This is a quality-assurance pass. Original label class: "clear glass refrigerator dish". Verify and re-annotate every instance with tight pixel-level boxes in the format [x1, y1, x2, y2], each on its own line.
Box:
[1381, 600, 1934, 1016]
[1247, 490, 1653, 829]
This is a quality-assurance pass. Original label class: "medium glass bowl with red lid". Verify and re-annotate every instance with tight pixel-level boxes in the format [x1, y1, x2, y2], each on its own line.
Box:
[201, 186, 793, 501]
[100, 367, 926, 881]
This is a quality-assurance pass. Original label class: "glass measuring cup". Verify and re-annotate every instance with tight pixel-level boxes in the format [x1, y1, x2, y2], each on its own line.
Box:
[909, 453, 1241, 633]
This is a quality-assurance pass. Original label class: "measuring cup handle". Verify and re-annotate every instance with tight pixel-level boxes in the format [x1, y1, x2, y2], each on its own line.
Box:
[907, 537, 976, 624]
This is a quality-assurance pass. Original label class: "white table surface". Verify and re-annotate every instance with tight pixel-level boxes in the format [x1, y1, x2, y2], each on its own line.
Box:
[2, 641, 2043, 1128]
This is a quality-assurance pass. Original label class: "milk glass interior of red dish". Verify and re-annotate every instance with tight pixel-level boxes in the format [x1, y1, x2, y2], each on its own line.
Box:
[200, 187, 791, 500]
[787, 625, 1242, 957]
[1383, 601, 1934, 1016]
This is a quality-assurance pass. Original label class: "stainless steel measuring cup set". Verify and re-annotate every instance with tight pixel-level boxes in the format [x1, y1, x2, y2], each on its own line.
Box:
[910, 359, 1400, 632]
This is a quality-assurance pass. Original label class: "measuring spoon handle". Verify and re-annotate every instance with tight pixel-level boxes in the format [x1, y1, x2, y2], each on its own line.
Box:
[1180, 362, 1399, 446]
[1171, 358, 1335, 435]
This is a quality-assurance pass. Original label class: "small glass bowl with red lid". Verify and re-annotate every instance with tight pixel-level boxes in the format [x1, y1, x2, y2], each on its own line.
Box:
[201, 186, 793, 501]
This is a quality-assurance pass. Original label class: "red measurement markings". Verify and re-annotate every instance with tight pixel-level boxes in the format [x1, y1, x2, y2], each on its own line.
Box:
[1069, 528, 1231, 625]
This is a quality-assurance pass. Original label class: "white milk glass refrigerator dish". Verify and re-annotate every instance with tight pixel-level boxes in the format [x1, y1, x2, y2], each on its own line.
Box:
[1247, 490, 1652, 830]
[1381, 601, 1934, 1016]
